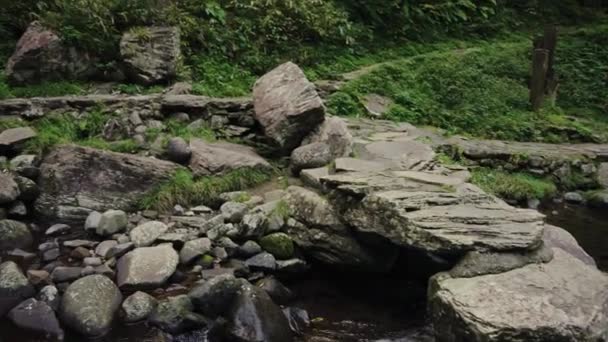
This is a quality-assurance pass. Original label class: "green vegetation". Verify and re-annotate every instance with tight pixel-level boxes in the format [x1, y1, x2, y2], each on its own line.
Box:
[328, 24, 608, 143]
[259, 233, 295, 259]
[15, 110, 140, 154]
[140, 168, 273, 212]
[470, 167, 558, 201]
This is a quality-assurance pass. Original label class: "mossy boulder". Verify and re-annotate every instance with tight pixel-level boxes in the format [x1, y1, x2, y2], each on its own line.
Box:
[259, 233, 295, 260]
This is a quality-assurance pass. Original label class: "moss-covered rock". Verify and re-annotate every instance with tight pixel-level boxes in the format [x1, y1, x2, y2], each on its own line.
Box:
[259, 233, 295, 260]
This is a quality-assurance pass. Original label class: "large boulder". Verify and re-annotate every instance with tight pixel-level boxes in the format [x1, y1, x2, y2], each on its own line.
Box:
[35, 145, 179, 221]
[0, 220, 33, 252]
[149, 295, 208, 334]
[60, 275, 122, 337]
[0, 174, 20, 205]
[188, 139, 272, 177]
[253, 62, 325, 153]
[120, 26, 180, 85]
[0, 261, 35, 317]
[116, 244, 178, 290]
[543, 224, 596, 266]
[429, 248, 608, 341]
[5, 21, 95, 85]
[284, 186, 396, 271]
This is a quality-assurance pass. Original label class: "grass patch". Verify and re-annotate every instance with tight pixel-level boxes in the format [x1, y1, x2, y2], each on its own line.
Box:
[190, 57, 257, 97]
[23, 110, 141, 154]
[140, 168, 274, 212]
[328, 24, 608, 143]
[471, 167, 558, 201]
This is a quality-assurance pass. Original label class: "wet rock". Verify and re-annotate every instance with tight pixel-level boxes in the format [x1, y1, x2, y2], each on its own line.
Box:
[122, 291, 157, 323]
[120, 26, 180, 85]
[38, 241, 58, 252]
[256, 277, 293, 304]
[36, 145, 179, 221]
[10, 155, 39, 179]
[37, 285, 60, 311]
[217, 237, 239, 256]
[212, 247, 228, 261]
[7, 201, 27, 218]
[70, 247, 91, 260]
[95, 240, 118, 258]
[27, 270, 50, 287]
[189, 139, 272, 177]
[129, 221, 169, 247]
[157, 233, 188, 249]
[84, 257, 103, 267]
[276, 259, 309, 274]
[6, 249, 35, 263]
[51, 267, 83, 283]
[8, 298, 64, 340]
[245, 252, 277, 272]
[42, 248, 60, 262]
[60, 275, 122, 337]
[97, 210, 128, 236]
[283, 307, 310, 336]
[45, 223, 70, 236]
[253, 62, 325, 154]
[290, 142, 332, 174]
[0, 261, 35, 317]
[0, 220, 33, 252]
[564, 192, 584, 203]
[117, 244, 178, 289]
[260, 233, 295, 260]
[180, 238, 212, 265]
[221, 201, 248, 223]
[14, 176, 39, 202]
[167, 137, 191, 164]
[189, 274, 244, 317]
[106, 242, 135, 260]
[448, 246, 553, 278]
[149, 295, 208, 334]
[63, 239, 97, 248]
[0, 174, 20, 205]
[94, 265, 115, 278]
[227, 282, 294, 342]
[239, 241, 263, 258]
[5, 21, 95, 85]
[191, 205, 213, 214]
[429, 248, 608, 342]
[85, 211, 102, 232]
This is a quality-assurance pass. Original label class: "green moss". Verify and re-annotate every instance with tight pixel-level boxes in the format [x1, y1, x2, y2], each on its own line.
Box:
[272, 200, 291, 221]
[140, 168, 274, 213]
[259, 233, 295, 260]
[471, 167, 558, 201]
[197, 254, 215, 269]
[233, 192, 252, 203]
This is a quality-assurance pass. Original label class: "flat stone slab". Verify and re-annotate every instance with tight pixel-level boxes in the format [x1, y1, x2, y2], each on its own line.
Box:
[445, 137, 608, 162]
[189, 139, 272, 177]
[116, 244, 178, 289]
[429, 248, 608, 341]
[0, 127, 37, 150]
[323, 171, 544, 254]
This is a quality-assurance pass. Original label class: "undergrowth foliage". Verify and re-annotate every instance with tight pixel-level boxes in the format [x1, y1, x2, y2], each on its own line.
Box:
[470, 167, 558, 201]
[140, 168, 274, 212]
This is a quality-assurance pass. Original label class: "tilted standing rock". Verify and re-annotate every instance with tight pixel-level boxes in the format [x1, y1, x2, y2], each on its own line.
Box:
[253, 62, 325, 154]
[5, 21, 96, 85]
[120, 27, 180, 85]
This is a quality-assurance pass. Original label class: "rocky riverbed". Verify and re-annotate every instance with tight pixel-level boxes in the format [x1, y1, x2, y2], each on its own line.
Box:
[2, 44, 608, 342]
